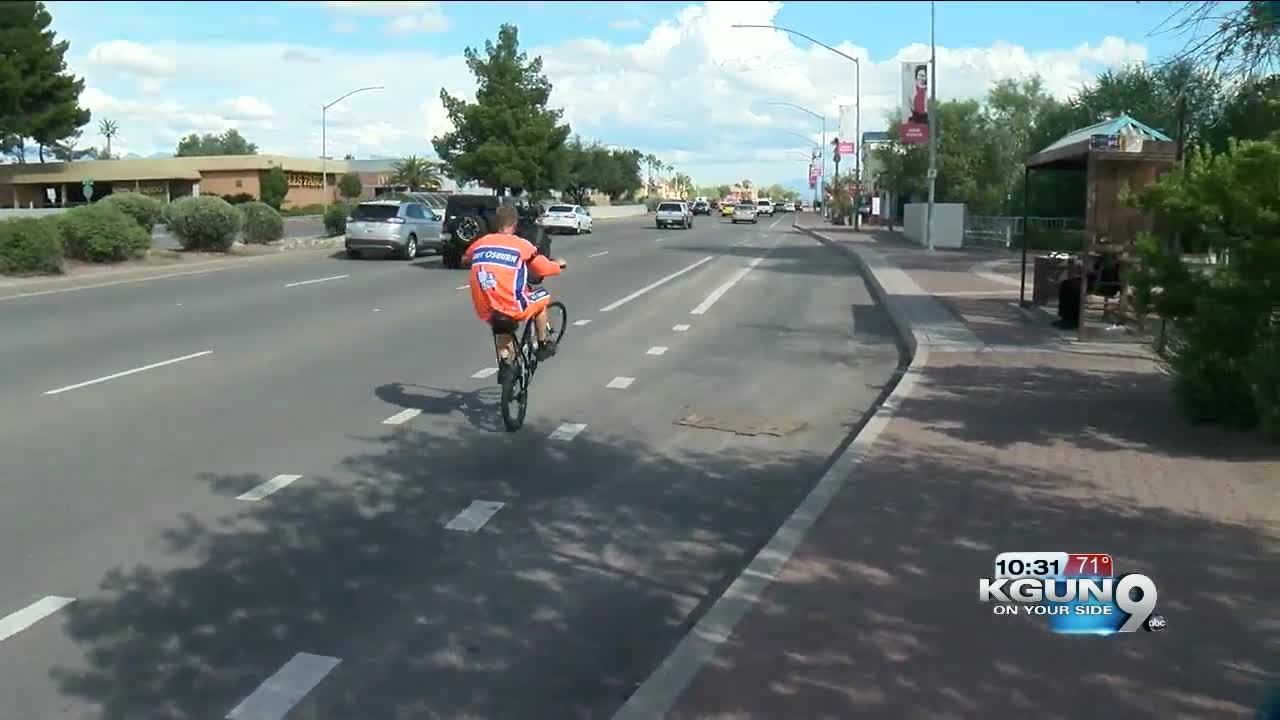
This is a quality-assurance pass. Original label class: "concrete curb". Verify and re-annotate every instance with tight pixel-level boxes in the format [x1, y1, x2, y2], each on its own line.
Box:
[276, 236, 343, 252]
[610, 216, 928, 720]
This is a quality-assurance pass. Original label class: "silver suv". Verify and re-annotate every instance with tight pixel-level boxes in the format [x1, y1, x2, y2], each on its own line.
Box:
[345, 200, 443, 260]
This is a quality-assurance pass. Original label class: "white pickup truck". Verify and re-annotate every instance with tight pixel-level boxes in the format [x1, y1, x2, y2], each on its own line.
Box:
[655, 201, 693, 229]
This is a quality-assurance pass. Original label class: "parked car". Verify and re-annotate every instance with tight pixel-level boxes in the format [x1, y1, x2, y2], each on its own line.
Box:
[731, 202, 758, 224]
[692, 201, 711, 216]
[345, 199, 443, 260]
[755, 198, 775, 217]
[655, 201, 693, 229]
[540, 203, 593, 234]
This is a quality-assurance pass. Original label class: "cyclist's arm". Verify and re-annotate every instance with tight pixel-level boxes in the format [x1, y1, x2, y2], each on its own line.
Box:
[528, 254, 563, 277]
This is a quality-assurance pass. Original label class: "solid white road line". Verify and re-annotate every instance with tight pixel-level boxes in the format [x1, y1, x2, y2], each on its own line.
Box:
[43, 350, 213, 396]
[456, 285, 470, 291]
[599, 256, 714, 312]
[548, 422, 588, 441]
[382, 408, 421, 425]
[0, 266, 233, 302]
[0, 596, 75, 643]
[284, 274, 349, 288]
[472, 367, 498, 379]
[445, 500, 505, 532]
[225, 652, 341, 720]
[588, 250, 609, 258]
[573, 319, 592, 326]
[672, 324, 690, 332]
[690, 256, 767, 315]
[647, 346, 668, 356]
[606, 376, 635, 389]
[236, 474, 303, 502]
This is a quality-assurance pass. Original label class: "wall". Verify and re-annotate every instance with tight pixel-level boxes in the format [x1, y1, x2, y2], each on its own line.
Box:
[903, 203, 965, 248]
[200, 170, 258, 198]
[585, 204, 648, 220]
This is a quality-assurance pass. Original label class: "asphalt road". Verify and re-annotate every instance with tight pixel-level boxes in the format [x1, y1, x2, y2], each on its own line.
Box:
[151, 215, 324, 249]
[0, 212, 900, 719]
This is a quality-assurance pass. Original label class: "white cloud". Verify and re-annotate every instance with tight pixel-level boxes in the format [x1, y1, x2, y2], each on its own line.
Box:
[321, 0, 449, 34]
[333, 21, 357, 33]
[65, 1, 1149, 184]
[86, 40, 176, 77]
[608, 19, 644, 31]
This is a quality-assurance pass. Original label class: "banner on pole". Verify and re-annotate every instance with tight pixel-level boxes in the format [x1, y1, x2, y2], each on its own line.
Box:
[900, 61, 930, 144]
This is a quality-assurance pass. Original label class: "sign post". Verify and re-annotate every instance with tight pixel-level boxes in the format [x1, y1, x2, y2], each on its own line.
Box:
[82, 178, 94, 202]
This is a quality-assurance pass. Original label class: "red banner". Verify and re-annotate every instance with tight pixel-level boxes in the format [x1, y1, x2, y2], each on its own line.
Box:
[899, 123, 929, 144]
[837, 141, 854, 155]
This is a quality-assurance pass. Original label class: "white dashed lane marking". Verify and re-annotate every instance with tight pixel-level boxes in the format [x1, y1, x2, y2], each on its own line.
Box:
[472, 367, 498, 379]
[456, 285, 469, 291]
[573, 319, 592, 326]
[673, 324, 691, 332]
[548, 422, 587, 441]
[382, 409, 421, 425]
[225, 652, 341, 720]
[284, 274, 349, 288]
[647, 346, 668, 356]
[43, 350, 213, 396]
[236, 474, 303, 502]
[588, 251, 609, 258]
[607, 377, 635, 390]
[0, 596, 75, 643]
[445, 501, 505, 532]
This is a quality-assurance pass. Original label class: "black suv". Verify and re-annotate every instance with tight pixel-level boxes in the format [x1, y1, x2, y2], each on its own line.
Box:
[440, 194, 549, 269]
[692, 201, 711, 216]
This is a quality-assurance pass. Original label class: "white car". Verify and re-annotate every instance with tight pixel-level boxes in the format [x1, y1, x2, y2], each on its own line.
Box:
[655, 201, 693, 229]
[540, 204, 593, 234]
[756, 199, 774, 216]
[731, 202, 758, 224]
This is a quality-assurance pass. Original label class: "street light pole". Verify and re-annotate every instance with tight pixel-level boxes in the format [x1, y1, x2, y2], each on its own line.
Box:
[767, 101, 828, 215]
[734, 24, 860, 227]
[923, 2, 938, 252]
[321, 85, 384, 213]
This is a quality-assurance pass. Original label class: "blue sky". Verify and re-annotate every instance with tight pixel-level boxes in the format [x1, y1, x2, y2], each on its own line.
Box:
[44, 0, 1208, 187]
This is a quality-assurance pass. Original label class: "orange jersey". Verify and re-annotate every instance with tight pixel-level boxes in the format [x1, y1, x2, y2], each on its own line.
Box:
[464, 232, 562, 320]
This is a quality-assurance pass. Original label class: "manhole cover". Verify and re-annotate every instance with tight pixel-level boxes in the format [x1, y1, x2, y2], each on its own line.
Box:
[676, 413, 809, 437]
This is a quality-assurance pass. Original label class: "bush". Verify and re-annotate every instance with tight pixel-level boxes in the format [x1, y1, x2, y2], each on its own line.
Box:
[159, 202, 175, 227]
[280, 203, 324, 217]
[57, 204, 151, 263]
[260, 166, 288, 210]
[167, 195, 243, 252]
[221, 192, 256, 205]
[0, 217, 63, 275]
[1247, 328, 1280, 441]
[324, 203, 352, 236]
[338, 172, 362, 200]
[98, 191, 164, 232]
[239, 201, 284, 244]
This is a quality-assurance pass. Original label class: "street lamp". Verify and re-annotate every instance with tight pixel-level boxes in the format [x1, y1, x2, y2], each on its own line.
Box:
[734, 24, 861, 228]
[766, 101, 829, 210]
[321, 85, 384, 213]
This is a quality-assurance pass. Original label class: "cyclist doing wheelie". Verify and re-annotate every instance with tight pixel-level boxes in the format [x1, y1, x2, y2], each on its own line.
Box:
[464, 205, 567, 384]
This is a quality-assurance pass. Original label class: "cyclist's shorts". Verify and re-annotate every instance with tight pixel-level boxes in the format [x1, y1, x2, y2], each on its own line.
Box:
[488, 288, 551, 332]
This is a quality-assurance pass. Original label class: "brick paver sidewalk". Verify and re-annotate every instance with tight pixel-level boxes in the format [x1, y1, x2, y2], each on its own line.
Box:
[633, 221, 1280, 720]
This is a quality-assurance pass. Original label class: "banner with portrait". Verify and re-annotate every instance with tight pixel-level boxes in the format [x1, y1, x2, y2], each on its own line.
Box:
[900, 61, 930, 144]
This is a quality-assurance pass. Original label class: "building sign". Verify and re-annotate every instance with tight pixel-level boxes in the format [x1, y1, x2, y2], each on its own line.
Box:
[138, 182, 167, 197]
[286, 172, 323, 188]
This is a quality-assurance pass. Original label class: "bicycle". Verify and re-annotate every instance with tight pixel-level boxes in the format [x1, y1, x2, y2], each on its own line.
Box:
[499, 292, 568, 433]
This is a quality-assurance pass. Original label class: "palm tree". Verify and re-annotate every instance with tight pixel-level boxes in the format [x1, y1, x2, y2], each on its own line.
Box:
[741, 179, 753, 189]
[98, 118, 119, 158]
[644, 153, 659, 195]
[391, 155, 442, 191]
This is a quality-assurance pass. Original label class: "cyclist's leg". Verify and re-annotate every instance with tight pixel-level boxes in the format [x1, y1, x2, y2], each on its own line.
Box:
[517, 293, 555, 360]
[489, 312, 520, 382]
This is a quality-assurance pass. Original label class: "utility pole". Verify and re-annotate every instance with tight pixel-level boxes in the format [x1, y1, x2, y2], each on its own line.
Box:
[923, 0, 938, 252]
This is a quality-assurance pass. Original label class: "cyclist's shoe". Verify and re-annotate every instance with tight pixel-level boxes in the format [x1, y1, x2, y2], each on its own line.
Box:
[535, 340, 558, 362]
[497, 360, 514, 386]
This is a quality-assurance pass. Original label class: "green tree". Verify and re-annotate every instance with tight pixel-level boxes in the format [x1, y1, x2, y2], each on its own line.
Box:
[175, 129, 258, 157]
[337, 171, 363, 200]
[0, 1, 91, 164]
[390, 155, 441, 190]
[1203, 74, 1280, 153]
[49, 128, 96, 161]
[433, 24, 571, 196]
[1159, 1, 1280, 85]
[716, 184, 732, 198]
[259, 165, 288, 209]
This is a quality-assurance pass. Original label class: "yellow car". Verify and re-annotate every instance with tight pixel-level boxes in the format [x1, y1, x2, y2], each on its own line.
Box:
[721, 204, 735, 217]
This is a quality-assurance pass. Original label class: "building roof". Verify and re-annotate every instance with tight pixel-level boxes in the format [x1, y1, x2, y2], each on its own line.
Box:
[1037, 114, 1173, 155]
[0, 154, 356, 185]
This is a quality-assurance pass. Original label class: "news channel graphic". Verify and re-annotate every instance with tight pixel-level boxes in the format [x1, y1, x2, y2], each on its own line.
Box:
[978, 552, 1166, 635]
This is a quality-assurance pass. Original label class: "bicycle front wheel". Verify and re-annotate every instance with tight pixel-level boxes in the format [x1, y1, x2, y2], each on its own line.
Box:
[500, 360, 528, 432]
[546, 301, 568, 346]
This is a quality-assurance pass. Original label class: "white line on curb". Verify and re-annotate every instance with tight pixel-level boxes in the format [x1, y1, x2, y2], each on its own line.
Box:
[0, 596, 75, 643]
[606, 376, 635, 389]
[445, 500, 504, 532]
[599, 256, 713, 312]
[236, 474, 303, 502]
[43, 350, 213, 395]
[284, 274, 349, 288]
[646, 346, 668, 356]
[226, 652, 341, 720]
[382, 409, 421, 425]
[548, 422, 587, 441]
[472, 367, 498, 379]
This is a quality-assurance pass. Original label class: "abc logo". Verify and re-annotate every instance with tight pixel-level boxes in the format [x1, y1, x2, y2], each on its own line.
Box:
[1145, 614, 1167, 632]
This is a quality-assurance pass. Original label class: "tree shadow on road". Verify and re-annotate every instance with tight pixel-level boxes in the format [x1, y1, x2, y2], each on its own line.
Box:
[48, 412, 827, 719]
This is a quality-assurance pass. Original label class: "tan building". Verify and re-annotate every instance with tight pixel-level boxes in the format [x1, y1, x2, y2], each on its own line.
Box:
[0, 155, 365, 209]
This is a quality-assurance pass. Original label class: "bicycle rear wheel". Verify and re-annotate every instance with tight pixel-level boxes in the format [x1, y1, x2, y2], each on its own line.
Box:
[500, 358, 528, 432]
[546, 301, 568, 346]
